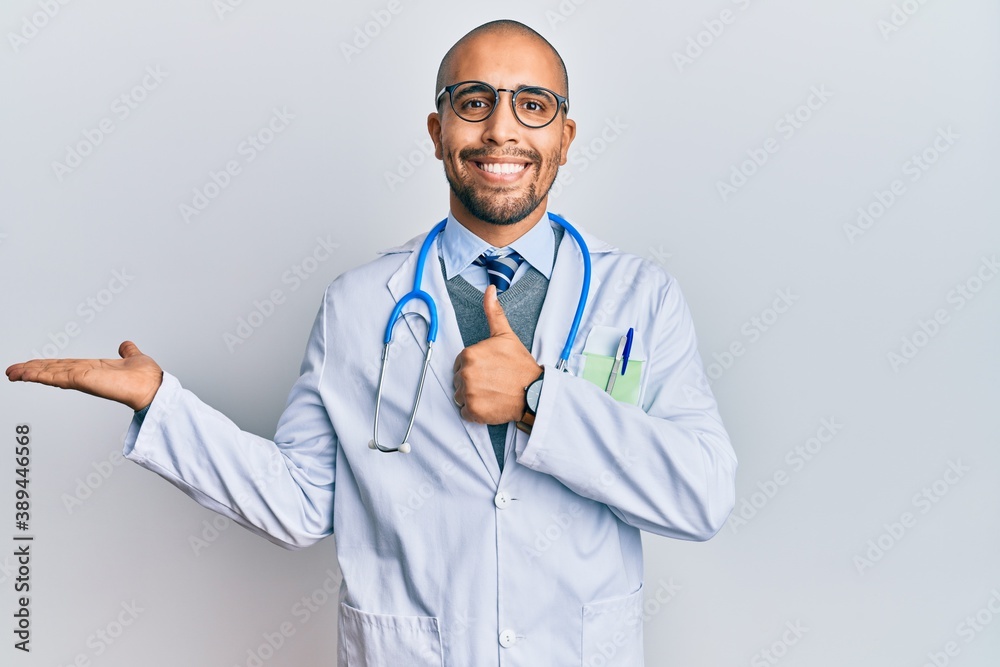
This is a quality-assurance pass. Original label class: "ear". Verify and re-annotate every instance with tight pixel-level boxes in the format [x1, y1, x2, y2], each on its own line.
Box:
[558, 117, 577, 166]
[427, 112, 444, 160]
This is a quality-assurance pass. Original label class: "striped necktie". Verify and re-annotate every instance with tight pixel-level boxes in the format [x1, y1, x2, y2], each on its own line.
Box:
[473, 249, 524, 293]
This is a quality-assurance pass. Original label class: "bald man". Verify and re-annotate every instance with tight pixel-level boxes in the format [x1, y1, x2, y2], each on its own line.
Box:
[7, 19, 736, 666]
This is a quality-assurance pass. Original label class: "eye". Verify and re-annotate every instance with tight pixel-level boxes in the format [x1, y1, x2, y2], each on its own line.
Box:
[454, 92, 494, 114]
[515, 89, 556, 116]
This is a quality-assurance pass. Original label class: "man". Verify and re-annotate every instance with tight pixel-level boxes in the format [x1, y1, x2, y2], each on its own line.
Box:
[6, 19, 737, 666]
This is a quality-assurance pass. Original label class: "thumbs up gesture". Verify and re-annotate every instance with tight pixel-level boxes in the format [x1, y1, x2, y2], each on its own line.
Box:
[452, 285, 544, 424]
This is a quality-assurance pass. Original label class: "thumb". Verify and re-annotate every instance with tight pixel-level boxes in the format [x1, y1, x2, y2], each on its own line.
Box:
[118, 340, 142, 359]
[483, 285, 513, 337]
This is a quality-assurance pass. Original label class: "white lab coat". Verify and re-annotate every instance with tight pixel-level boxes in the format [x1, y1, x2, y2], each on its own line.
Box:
[122, 215, 737, 666]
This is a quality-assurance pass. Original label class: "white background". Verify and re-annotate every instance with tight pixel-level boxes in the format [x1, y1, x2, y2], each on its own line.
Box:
[2, 0, 999, 665]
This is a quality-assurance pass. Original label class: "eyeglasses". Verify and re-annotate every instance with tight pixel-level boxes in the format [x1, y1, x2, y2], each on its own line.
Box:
[435, 80, 569, 129]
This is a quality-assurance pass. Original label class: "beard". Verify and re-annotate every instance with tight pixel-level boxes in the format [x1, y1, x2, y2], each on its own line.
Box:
[446, 146, 560, 226]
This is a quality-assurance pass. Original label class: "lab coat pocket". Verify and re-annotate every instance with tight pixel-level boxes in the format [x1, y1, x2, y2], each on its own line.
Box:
[581, 583, 644, 666]
[578, 325, 645, 405]
[567, 351, 587, 376]
[338, 601, 443, 667]
[581, 353, 644, 405]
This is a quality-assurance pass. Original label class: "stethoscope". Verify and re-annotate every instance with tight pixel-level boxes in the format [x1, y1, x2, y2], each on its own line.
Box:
[369, 211, 591, 453]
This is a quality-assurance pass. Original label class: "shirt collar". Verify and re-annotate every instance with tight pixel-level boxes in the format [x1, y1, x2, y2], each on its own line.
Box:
[439, 209, 556, 281]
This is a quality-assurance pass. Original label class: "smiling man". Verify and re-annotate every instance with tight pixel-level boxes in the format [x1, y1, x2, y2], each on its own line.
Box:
[430, 22, 573, 239]
[7, 19, 736, 667]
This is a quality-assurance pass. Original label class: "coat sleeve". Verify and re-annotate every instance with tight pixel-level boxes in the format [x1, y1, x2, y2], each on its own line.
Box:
[120, 285, 337, 550]
[514, 272, 737, 541]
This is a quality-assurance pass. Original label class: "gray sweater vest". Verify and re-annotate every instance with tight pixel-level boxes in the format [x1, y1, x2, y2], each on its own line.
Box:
[440, 223, 564, 471]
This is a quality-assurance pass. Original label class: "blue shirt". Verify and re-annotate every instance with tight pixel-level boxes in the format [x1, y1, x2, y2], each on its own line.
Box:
[438, 209, 556, 291]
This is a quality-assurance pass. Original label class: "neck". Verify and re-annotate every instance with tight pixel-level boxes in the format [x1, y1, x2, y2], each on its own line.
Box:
[449, 195, 548, 247]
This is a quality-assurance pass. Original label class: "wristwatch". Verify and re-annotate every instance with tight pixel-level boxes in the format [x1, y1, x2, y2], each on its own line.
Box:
[516, 369, 544, 434]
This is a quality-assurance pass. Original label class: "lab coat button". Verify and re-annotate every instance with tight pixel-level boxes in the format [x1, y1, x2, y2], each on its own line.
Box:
[499, 628, 517, 647]
[494, 491, 510, 509]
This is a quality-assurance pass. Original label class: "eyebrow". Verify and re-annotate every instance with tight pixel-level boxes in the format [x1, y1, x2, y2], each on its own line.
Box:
[455, 82, 493, 94]
[501, 82, 548, 90]
[455, 81, 557, 95]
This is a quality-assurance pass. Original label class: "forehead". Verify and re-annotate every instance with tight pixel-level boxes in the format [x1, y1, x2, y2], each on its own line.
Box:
[447, 32, 564, 93]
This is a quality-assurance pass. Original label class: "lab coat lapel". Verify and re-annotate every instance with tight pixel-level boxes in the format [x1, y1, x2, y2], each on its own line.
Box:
[385, 230, 503, 484]
[530, 225, 605, 367]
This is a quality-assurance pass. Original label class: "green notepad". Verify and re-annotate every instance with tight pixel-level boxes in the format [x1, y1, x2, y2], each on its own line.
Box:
[581, 352, 643, 405]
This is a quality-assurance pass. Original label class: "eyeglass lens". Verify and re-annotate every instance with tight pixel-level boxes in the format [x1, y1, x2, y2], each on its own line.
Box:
[450, 82, 561, 127]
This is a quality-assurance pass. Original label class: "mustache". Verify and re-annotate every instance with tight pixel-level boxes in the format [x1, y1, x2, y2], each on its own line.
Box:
[459, 146, 541, 163]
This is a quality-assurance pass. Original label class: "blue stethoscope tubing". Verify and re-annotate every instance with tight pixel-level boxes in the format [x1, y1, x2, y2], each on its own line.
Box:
[370, 211, 591, 453]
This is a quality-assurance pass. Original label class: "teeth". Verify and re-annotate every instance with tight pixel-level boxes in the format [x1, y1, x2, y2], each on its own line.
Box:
[478, 162, 526, 175]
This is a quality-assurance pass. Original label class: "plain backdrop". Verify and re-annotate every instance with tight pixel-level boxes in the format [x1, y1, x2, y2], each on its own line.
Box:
[2, 1, 999, 665]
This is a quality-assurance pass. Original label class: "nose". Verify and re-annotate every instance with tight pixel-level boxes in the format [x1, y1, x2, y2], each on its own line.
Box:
[480, 89, 522, 145]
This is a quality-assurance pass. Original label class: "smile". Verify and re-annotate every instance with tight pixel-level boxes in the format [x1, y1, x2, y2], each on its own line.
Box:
[473, 161, 529, 176]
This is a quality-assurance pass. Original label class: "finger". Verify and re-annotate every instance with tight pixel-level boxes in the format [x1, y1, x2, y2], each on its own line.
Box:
[6, 359, 74, 381]
[119, 340, 142, 358]
[483, 285, 513, 337]
[7, 359, 54, 382]
[13, 359, 99, 388]
[453, 351, 467, 375]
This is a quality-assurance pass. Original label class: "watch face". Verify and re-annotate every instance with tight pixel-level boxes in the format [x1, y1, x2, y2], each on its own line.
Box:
[526, 378, 543, 412]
